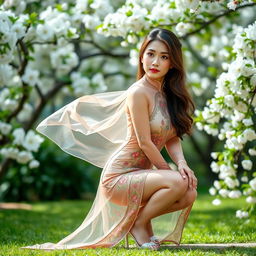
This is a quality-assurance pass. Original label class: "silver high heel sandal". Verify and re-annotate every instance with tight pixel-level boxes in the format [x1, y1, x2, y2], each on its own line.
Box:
[125, 233, 159, 250]
[150, 235, 160, 246]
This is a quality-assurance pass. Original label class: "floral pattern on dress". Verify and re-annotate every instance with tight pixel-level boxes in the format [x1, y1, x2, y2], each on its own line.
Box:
[95, 171, 147, 247]
[95, 88, 185, 248]
[149, 92, 171, 148]
[119, 150, 149, 169]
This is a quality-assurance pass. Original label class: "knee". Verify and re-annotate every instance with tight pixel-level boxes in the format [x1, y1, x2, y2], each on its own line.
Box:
[185, 188, 197, 205]
[164, 172, 188, 195]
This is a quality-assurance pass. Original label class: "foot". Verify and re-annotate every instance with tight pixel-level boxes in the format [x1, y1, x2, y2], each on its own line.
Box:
[139, 241, 159, 250]
[146, 221, 160, 246]
[150, 235, 160, 246]
[130, 219, 151, 247]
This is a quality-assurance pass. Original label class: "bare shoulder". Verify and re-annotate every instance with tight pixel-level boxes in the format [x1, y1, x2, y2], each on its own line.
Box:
[127, 85, 150, 101]
[126, 85, 151, 114]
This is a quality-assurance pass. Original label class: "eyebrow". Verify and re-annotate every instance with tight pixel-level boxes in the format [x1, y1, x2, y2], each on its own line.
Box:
[147, 49, 169, 54]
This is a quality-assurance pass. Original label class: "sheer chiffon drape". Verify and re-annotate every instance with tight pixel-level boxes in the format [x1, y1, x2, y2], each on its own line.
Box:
[22, 76, 192, 250]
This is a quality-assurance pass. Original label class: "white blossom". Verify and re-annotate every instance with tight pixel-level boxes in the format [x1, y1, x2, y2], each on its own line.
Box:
[0, 147, 19, 159]
[92, 73, 107, 93]
[236, 210, 249, 219]
[50, 44, 78, 74]
[234, 101, 248, 113]
[204, 125, 218, 136]
[21, 68, 40, 86]
[224, 95, 235, 108]
[246, 196, 256, 204]
[22, 130, 44, 152]
[232, 110, 245, 122]
[36, 23, 54, 41]
[11, 22, 26, 39]
[250, 74, 256, 87]
[241, 176, 248, 183]
[211, 152, 218, 160]
[213, 180, 221, 190]
[0, 121, 12, 135]
[13, 128, 25, 145]
[248, 148, 256, 156]
[17, 103, 33, 122]
[175, 0, 200, 12]
[175, 22, 193, 36]
[219, 189, 229, 197]
[0, 64, 13, 86]
[243, 129, 256, 141]
[227, 1, 237, 10]
[3, 98, 18, 111]
[224, 177, 237, 189]
[29, 159, 40, 169]
[212, 198, 221, 205]
[75, 0, 89, 12]
[244, 22, 256, 40]
[241, 160, 253, 171]
[249, 178, 256, 191]
[209, 187, 216, 196]
[83, 15, 101, 30]
[228, 190, 242, 199]
[211, 162, 220, 173]
[16, 150, 33, 164]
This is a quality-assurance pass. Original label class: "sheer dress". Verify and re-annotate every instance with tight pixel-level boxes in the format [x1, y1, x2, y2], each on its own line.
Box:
[23, 74, 192, 250]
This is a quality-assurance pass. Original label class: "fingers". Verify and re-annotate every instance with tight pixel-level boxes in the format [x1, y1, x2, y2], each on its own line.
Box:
[179, 168, 187, 180]
[187, 170, 193, 188]
[191, 172, 197, 189]
[183, 168, 197, 189]
[179, 166, 198, 189]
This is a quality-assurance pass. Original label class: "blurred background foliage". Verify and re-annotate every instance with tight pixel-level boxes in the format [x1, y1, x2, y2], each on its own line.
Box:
[0, 139, 101, 201]
[0, 131, 217, 201]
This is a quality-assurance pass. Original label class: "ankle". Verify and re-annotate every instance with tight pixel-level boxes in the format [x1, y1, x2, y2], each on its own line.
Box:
[134, 216, 149, 228]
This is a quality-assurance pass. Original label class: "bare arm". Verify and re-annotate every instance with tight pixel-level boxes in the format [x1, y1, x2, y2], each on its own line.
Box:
[126, 88, 171, 170]
[165, 136, 186, 165]
[165, 136, 197, 188]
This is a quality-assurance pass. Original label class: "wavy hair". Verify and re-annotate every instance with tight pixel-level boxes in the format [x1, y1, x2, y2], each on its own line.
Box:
[137, 28, 195, 139]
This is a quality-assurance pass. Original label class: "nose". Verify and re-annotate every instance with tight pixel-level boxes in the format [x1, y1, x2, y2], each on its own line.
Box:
[152, 56, 159, 66]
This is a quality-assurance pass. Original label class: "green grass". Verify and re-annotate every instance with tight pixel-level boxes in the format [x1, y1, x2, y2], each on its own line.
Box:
[0, 193, 256, 256]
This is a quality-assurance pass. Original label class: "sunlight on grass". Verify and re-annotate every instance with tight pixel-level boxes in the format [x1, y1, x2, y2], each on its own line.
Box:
[0, 194, 255, 256]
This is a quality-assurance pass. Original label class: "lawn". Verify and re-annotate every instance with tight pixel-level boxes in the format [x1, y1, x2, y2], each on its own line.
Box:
[0, 193, 255, 256]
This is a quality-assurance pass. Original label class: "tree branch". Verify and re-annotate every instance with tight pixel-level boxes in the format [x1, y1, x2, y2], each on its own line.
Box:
[181, 2, 256, 39]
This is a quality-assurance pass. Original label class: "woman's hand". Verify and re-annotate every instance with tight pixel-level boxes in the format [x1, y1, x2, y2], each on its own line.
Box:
[178, 162, 197, 189]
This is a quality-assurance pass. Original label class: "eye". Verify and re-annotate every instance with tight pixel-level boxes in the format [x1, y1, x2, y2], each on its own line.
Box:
[161, 55, 169, 60]
[146, 52, 154, 57]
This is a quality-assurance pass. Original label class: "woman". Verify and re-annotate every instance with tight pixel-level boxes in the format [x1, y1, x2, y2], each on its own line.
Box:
[23, 28, 197, 251]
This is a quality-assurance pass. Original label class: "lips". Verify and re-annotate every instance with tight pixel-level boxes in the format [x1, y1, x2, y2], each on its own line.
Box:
[149, 68, 160, 73]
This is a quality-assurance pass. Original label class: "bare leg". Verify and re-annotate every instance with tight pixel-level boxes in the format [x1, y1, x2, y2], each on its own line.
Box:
[145, 187, 197, 238]
[137, 206, 154, 237]
[130, 170, 188, 245]
[161, 187, 197, 214]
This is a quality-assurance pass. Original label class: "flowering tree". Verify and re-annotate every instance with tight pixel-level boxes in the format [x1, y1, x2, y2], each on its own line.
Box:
[0, 0, 256, 217]
[0, 0, 133, 179]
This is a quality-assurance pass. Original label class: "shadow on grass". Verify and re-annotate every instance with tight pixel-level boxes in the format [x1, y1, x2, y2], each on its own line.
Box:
[0, 201, 92, 246]
[159, 247, 256, 255]
[1, 196, 256, 249]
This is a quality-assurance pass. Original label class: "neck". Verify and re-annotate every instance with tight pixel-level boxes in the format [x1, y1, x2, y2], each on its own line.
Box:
[143, 74, 163, 92]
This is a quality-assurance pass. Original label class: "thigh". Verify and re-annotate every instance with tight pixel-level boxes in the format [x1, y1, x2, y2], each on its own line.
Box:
[142, 169, 189, 204]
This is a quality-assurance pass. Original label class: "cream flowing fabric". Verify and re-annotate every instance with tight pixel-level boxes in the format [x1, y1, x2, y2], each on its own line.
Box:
[23, 75, 192, 250]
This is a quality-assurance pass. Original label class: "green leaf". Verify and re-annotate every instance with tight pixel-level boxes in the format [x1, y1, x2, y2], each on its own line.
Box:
[126, 10, 133, 17]
[55, 4, 63, 12]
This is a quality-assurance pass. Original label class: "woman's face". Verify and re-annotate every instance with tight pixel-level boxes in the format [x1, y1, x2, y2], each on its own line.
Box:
[141, 40, 172, 82]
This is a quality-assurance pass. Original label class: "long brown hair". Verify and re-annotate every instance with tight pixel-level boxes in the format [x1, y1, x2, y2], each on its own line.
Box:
[137, 28, 195, 140]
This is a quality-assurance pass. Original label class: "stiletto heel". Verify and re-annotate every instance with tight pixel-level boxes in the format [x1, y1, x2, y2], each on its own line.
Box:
[125, 234, 129, 249]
